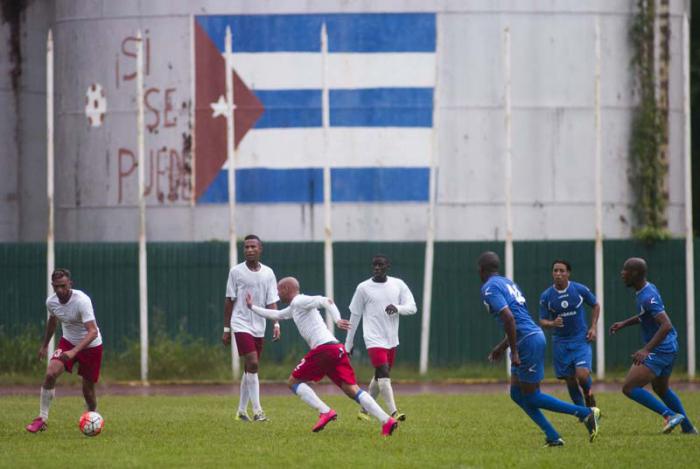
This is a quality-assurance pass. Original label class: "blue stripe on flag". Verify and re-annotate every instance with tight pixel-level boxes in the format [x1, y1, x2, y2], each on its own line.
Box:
[253, 90, 322, 128]
[330, 88, 433, 127]
[197, 168, 429, 203]
[196, 13, 436, 53]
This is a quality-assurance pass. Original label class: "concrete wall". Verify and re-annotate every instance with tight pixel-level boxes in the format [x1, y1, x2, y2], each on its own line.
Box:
[0, 0, 691, 242]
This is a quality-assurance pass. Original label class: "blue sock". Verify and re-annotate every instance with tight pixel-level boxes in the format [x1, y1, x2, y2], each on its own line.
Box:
[580, 375, 592, 395]
[566, 383, 585, 407]
[510, 385, 560, 441]
[627, 387, 673, 417]
[660, 388, 694, 431]
[523, 389, 591, 420]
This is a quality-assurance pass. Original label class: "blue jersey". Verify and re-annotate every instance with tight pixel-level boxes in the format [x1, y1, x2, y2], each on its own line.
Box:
[539, 281, 597, 342]
[481, 275, 541, 343]
[635, 282, 678, 354]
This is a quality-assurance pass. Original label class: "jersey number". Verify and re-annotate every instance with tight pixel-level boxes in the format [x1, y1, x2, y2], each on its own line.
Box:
[506, 284, 526, 305]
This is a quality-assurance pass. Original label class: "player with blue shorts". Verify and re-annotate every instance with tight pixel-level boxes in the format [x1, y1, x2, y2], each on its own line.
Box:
[610, 257, 697, 434]
[478, 251, 600, 447]
[539, 260, 600, 408]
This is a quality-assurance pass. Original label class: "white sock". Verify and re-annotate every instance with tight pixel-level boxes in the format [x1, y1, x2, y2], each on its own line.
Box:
[294, 383, 331, 414]
[39, 387, 55, 421]
[368, 378, 380, 399]
[238, 373, 249, 414]
[247, 372, 262, 414]
[357, 390, 390, 424]
[378, 378, 397, 414]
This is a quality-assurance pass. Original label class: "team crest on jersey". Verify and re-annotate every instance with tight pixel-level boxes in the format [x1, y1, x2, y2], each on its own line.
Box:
[561, 300, 569, 308]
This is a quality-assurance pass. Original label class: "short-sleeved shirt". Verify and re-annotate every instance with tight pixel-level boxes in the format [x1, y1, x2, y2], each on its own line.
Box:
[225, 262, 279, 337]
[46, 289, 102, 348]
[636, 282, 678, 354]
[481, 275, 541, 344]
[539, 281, 597, 343]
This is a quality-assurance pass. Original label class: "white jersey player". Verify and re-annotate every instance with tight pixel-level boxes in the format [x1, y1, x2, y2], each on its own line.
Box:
[26, 269, 103, 433]
[222, 234, 280, 422]
[345, 255, 417, 421]
[246, 277, 398, 436]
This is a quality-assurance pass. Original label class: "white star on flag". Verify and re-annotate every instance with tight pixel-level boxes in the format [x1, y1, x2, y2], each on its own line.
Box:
[210, 95, 233, 119]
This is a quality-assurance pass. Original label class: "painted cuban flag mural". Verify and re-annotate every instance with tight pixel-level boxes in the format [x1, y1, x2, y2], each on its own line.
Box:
[194, 13, 436, 203]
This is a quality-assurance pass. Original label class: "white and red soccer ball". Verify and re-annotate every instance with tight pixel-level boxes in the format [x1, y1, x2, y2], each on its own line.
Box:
[79, 411, 104, 437]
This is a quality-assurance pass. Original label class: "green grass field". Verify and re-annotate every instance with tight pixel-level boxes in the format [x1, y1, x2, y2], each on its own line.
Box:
[2, 391, 699, 468]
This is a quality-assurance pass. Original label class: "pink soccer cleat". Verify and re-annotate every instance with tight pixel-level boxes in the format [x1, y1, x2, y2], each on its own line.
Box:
[312, 409, 337, 432]
[381, 417, 398, 436]
[26, 417, 47, 433]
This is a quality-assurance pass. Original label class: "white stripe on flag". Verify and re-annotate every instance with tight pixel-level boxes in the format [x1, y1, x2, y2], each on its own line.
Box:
[225, 52, 436, 90]
[223, 128, 432, 169]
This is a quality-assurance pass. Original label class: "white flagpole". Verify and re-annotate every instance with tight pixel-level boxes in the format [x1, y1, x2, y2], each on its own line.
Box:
[682, 13, 696, 379]
[594, 17, 606, 380]
[503, 26, 513, 376]
[46, 29, 55, 360]
[321, 23, 335, 332]
[419, 23, 440, 376]
[225, 26, 241, 378]
[136, 30, 149, 384]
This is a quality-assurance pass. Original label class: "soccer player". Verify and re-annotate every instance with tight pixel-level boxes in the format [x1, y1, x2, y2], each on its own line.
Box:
[539, 260, 600, 408]
[478, 251, 600, 447]
[26, 268, 103, 433]
[610, 257, 697, 434]
[245, 277, 399, 436]
[345, 254, 416, 422]
[222, 234, 280, 422]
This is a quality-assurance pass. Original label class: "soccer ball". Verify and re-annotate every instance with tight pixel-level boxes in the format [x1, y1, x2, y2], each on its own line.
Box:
[79, 411, 104, 437]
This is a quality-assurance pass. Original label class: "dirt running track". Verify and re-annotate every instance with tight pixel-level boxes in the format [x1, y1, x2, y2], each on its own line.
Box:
[3, 381, 700, 397]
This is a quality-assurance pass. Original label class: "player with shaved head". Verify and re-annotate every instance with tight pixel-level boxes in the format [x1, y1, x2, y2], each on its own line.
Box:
[477, 251, 600, 447]
[610, 258, 696, 434]
[245, 277, 398, 436]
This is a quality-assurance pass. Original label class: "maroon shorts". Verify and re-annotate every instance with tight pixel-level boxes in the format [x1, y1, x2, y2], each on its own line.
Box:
[292, 343, 357, 387]
[51, 337, 103, 383]
[234, 332, 264, 358]
[367, 347, 397, 368]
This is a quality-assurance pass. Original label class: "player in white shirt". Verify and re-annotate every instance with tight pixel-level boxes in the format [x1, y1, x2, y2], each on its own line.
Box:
[26, 268, 103, 433]
[222, 234, 280, 422]
[245, 277, 399, 436]
[345, 255, 417, 422]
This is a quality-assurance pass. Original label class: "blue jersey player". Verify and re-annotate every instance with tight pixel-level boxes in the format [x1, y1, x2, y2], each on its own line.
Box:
[539, 260, 600, 408]
[477, 251, 600, 447]
[610, 257, 697, 434]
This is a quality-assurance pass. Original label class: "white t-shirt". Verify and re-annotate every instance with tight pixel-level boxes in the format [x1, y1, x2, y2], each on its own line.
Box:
[46, 289, 102, 348]
[225, 262, 279, 337]
[253, 294, 340, 349]
[345, 276, 417, 350]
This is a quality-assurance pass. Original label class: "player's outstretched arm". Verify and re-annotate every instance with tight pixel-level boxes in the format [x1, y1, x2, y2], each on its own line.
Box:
[38, 315, 58, 360]
[609, 315, 641, 334]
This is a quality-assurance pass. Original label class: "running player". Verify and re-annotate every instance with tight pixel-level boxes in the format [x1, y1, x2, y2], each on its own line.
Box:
[26, 268, 103, 433]
[245, 277, 398, 436]
[478, 251, 600, 447]
[345, 254, 416, 422]
[539, 259, 600, 408]
[222, 234, 280, 422]
[610, 257, 697, 434]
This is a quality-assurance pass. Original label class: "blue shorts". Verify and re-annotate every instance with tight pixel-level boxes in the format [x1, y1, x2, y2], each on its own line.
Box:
[511, 331, 545, 384]
[553, 339, 592, 378]
[643, 351, 676, 377]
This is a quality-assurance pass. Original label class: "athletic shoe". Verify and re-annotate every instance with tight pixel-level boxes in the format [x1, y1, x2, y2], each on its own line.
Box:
[583, 407, 601, 442]
[585, 393, 597, 408]
[235, 412, 251, 422]
[253, 412, 268, 422]
[682, 425, 698, 435]
[312, 409, 337, 432]
[25, 417, 47, 433]
[391, 410, 406, 422]
[357, 409, 371, 422]
[543, 438, 565, 447]
[663, 413, 686, 434]
[381, 417, 398, 436]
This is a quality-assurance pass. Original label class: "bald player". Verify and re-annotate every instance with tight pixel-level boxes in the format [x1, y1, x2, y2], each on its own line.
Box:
[610, 257, 696, 434]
